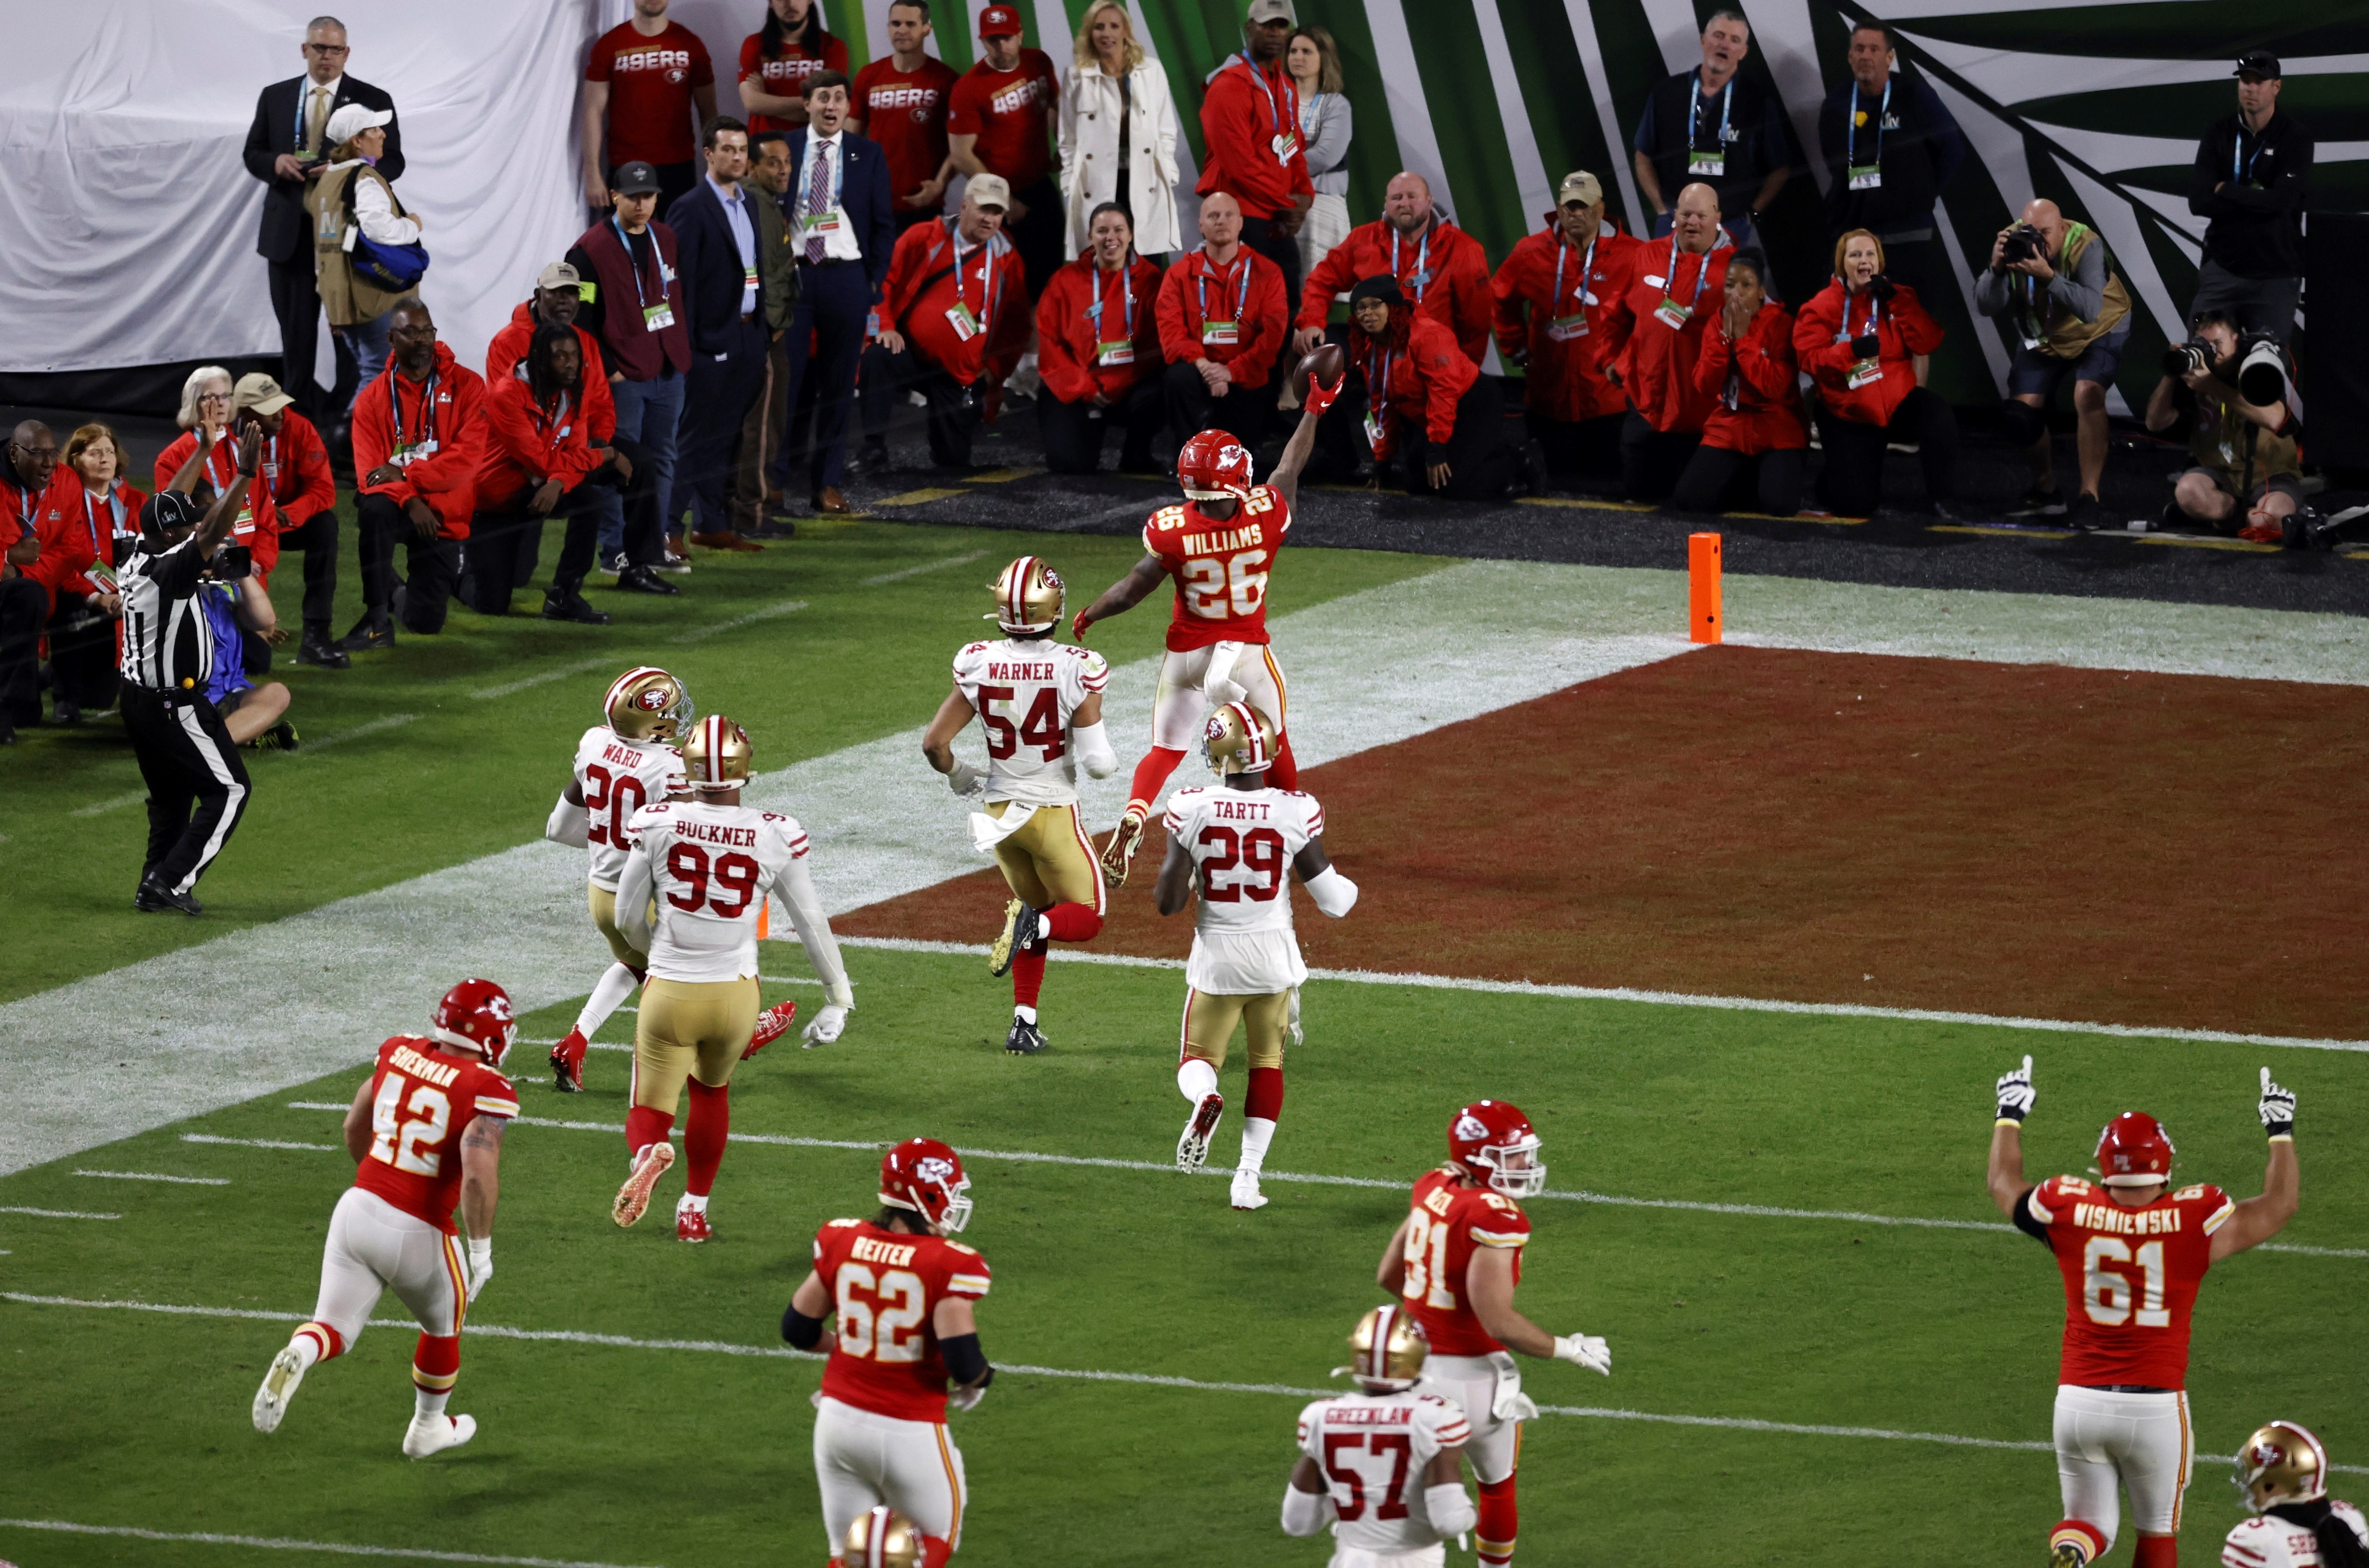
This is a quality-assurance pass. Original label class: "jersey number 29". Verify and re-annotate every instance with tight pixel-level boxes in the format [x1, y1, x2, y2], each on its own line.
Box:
[1197, 825, 1285, 902]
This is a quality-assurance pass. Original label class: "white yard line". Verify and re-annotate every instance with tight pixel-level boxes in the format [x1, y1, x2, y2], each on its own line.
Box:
[668, 598, 808, 644]
[180, 1135, 338, 1152]
[0, 1518, 660, 1568]
[68, 790, 150, 819]
[7, 1292, 2358, 1473]
[470, 658, 617, 701]
[860, 549, 988, 586]
[72, 1170, 228, 1186]
[0, 1205, 120, 1219]
[294, 714, 422, 756]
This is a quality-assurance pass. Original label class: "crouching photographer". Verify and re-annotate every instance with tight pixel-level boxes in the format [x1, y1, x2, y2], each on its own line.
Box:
[2144, 310, 2301, 539]
[197, 541, 297, 753]
[1974, 199, 2131, 529]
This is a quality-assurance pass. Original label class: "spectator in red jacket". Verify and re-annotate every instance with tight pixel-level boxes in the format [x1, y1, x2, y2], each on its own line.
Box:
[0, 422, 57, 739]
[1293, 172, 1491, 366]
[470, 323, 628, 625]
[1157, 191, 1290, 455]
[947, 4, 1062, 298]
[1671, 251, 1807, 515]
[41, 424, 146, 720]
[155, 367, 281, 586]
[1795, 228, 1958, 517]
[346, 298, 484, 643]
[1343, 276, 1527, 501]
[858, 176, 1032, 470]
[1037, 202, 1166, 475]
[1596, 181, 1733, 500]
[1197, 0, 1313, 305]
[1491, 171, 1648, 482]
[8, 424, 95, 724]
[228, 373, 346, 669]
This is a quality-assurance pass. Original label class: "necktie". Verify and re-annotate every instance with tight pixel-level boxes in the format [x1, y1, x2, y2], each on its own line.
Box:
[305, 87, 330, 154]
[804, 141, 830, 263]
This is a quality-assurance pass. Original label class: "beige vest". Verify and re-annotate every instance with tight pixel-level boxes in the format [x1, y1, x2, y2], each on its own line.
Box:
[306, 162, 410, 326]
[2020, 223, 2130, 358]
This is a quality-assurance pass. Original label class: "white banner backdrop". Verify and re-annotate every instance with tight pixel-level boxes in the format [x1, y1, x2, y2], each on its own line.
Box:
[0, 0, 602, 382]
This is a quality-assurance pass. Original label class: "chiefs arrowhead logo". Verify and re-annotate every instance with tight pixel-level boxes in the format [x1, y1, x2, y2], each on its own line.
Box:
[1453, 1113, 1491, 1142]
[916, 1156, 958, 1186]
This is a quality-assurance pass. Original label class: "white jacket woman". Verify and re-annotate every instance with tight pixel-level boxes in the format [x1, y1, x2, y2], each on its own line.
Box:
[1058, 2, 1179, 257]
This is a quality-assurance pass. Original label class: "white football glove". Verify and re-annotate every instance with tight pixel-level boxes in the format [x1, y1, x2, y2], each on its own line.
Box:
[1206, 676, 1248, 707]
[948, 1383, 988, 1412]
[2258, 1066, 2296, 1138]
[465, 1238, 492, 1304]
[946, 761, 985, 798]
[802, 1004, 848, 1047]
[1995, 1054, 2035, 1124]
[1553, 1333, 1611, 1376]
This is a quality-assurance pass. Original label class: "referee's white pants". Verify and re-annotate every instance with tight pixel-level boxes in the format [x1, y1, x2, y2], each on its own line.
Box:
[307, 1186, 465, 1348]
[2053, 1384, 2192, 1549]
[812, 1395, 967, 1552]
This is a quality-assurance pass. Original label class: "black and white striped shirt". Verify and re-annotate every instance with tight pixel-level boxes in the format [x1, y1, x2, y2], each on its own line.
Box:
[118, 535, 211, 693]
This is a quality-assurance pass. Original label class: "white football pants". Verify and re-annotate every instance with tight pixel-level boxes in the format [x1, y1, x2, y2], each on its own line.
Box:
[1422, 1354, 1519, 1485]
[310, 1186, 464, 1345]
[813, 1395, 968, 1552]
[1150, 643, 1289, 752]
[2053, 1384, 2192, 1548]
[1330, 1546, 1446, 1568]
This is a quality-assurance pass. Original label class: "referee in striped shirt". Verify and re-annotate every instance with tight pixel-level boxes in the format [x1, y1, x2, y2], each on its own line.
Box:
[121, 426, 261, 916]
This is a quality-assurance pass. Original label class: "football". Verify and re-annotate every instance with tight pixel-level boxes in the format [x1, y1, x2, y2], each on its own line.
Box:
[1292, 342, 1346, 404]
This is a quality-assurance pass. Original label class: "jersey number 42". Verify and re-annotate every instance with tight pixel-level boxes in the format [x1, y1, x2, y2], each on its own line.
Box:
[370, 1071, 452, 1178]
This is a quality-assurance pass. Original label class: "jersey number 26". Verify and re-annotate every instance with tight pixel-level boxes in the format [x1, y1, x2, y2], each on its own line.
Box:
[1180, 550, 1269, 620]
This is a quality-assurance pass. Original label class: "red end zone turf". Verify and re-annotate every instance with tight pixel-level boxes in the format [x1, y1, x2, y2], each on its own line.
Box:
[839, 646, 2369, 1041]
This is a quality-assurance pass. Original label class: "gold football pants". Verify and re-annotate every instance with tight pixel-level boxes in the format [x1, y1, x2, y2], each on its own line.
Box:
[631, 977, 759, 1112]
[988, 801, 1106, 913]
[587, 884, 651, 969]
[1179, 986, 1289, 1070]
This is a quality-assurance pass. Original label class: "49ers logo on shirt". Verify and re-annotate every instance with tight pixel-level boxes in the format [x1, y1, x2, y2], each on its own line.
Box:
[989, 77, 1047, 115]
[870, 86, 944, 123]
[617, 48, 694, 84]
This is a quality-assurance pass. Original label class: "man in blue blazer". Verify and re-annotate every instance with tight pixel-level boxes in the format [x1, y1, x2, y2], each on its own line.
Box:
[776, 73, 896, 513]
[665, 116, 774, 552]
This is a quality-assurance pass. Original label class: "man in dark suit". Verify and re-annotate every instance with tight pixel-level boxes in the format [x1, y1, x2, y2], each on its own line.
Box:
[665, 116, 772, 553]
[241, 17, 403, 426]
[777, 71, 895, 514]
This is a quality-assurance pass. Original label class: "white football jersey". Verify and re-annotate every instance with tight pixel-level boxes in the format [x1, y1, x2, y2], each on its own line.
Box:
[952, 638, 1109, 807]
[1164, 785, 1324, 935]
[623, 800, 810, 983]
[1295, 1389, 1470, 1554]
[2224, 1503, 2367, 1568]
[573, 725, 687, 891]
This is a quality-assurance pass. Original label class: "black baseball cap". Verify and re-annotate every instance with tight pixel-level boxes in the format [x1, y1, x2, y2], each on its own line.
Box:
[141, 491, 200, 536]
[2234, 50, 2281, 79]
[612, 161, 662, 197]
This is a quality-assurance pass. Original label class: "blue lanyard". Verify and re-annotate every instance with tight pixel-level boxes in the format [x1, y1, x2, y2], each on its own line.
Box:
[1847, 288, 1881, 342]
[1087, 257, 1135, 338]
[2233, 127, 2265, 186]
[1298, 90, 1323, 140]
[1228, 54, 1286, 136]
[390, 374, 438, 451]
[611, 218, 655, 311]
[1196, 253, 1248, 321]
[1847, 80, 1890, 167]
[1690, 71, 1733, 152]
[1392, 225, 1432, 298]
[1551, 229, 1599, 312]
[1665, 234, 1712, 311]
[949, 235, 995, 319]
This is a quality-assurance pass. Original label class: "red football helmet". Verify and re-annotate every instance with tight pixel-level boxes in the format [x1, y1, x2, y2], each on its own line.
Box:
[2094, 1111, 2176, 1187]
[1448, 1100, 1546, 1198]
[1177, 429, 1254, 502]
[879, 1137, 973, 1234]
[430, 979, 517, 1067]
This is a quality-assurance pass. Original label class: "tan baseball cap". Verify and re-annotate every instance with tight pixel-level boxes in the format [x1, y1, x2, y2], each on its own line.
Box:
[537, 261, 582, 291]
[1246, 0, 1296, 22]
[967, 173, 1012, 211]
[231, 372, 295, 416]
[1557, 171, 1604, 209]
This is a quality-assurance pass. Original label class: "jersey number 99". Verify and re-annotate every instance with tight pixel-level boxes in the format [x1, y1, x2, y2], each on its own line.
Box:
[665, 843, 762, 918]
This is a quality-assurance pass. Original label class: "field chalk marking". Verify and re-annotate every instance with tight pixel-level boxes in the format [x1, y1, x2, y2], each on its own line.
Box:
[181, 1135, 339, 1152]
[0, 1206, 121, 1220]
[861, 550, 989, 586]
[0, 1517, 659, 1568]
[73, 1170, 228, 1186]
[669, 599, 808, 644]
[470, 658, 616, 701]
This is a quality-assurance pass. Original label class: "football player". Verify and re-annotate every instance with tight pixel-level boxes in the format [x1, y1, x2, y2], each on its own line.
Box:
[1070, 368, 1344, 888]
[922, 556, 1119, 1056]
[610, 715, 856, 1242]
[1987, 1058, 2303, 1568]
[251, 979, 521, 1459]
[1283, 1304, 1478, 1567]
[2224, 1422, 2367, 1568]
[1377, 1100, 1613, 1568]
[1153, 701, 1356, 1210]
[783, 1139, 994, 1568]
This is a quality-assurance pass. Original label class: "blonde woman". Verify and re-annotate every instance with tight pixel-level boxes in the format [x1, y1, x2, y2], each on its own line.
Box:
[1059, 0, 1179, 258]
[305, 103, 423, 408]
[1287, 26, 1352, 284]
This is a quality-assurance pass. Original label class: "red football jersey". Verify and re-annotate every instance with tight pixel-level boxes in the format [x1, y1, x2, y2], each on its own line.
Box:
[946, 51, 1058, 191]
[852, 56, 958, 207]
[2025, 1174, 2235, 1390]
[814, 1218, 992, 1422]
[1142, 485, 1292, 652]
[1398, 1167, 1530, 1356]
[586, 21, 715, 167]
[738, 30, 850, 136]
[352, 1037, 519, 1236]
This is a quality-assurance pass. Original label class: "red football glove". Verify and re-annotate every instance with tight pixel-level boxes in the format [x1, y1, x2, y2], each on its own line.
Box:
[1071, 610, 1094, 643]
[1303, 370, 1346, 420]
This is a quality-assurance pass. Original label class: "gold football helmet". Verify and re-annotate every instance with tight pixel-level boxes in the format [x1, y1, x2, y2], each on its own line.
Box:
[985, 554, 1065, 635]
[603, 665, 692, 741]
[2233, 1421, 2329, 1513]
[1334, 1303, 1429, 1392]
[843, 1505, 925, 1568]
[681, 714, 753, 793]
[1202, 700, 1277, 776]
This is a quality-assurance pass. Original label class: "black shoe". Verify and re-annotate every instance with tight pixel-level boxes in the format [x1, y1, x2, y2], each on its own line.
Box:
[1004, 1015, 1049, 1055]
[2006, 485, 2066, 518]
[541, 590, 612, 625]
[296, 624, 351, 669]
[614, 563, 680, 596]
[135, 878, 203, 916]
[988, 899, 1042, 977]
[338, 610, 394, 652]
[1930, 500, 1969, 524]
[53, 699, 81, 726]
[850, 442, 892, 477]
[255, 719, 300, 752]
[2067, 493, 2104, 532]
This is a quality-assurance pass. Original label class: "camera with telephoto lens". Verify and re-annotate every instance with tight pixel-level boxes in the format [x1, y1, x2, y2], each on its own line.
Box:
[205, 544, 253, 582]
[2161, 330, 2291, 406]
[2162, 338, 2213, 377]
[2000, 224, 2048, 266]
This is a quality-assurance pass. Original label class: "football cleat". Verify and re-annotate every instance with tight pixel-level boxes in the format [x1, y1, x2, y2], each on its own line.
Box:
[1230, 1169, 1268, 1210]
[743, 1000, 798, 1059]
[676, 1204, 712, 1244]
[988, 900, 1040, 978]
[2048, 1543, 2090, 1568]
[1177, 1093, 1225, 1170]
[1004, 1015, 1048, 1055]
[551, 1028, 589, 1093]
[401, 1412, 477, 1459]
[612, 1141, 676, 1228]
[1099, 813, 1146, 886]
[252, 1343, 309, 1433]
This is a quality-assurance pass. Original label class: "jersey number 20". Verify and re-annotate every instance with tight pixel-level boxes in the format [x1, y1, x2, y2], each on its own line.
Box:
[581, 763, 646, 848]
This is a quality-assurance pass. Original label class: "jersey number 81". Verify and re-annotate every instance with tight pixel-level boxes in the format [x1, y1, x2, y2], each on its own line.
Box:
[1399, 1210, 1458, 1312]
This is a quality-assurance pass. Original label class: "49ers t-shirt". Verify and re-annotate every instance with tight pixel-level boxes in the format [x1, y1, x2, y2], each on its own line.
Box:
[738, 29, 850, 136]
[587, 21, 715, 167]
[852, 55, 959, 209]
[946, 50, 1058, 191]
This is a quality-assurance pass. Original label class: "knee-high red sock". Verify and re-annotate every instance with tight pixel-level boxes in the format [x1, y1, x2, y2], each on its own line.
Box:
[1245, 1065, 1285, 1122]
[1012, 945, 1047, 1009]
[1266, 733, 1299, 791]
[2134, 1534, 2178, 1568]
[920, 1539, 953, 1568]
[2050, 1522, 2108, 1566]
[411, 1333, 460, 1394]
[1043, 904, 1103, 943]
[1126, 746, 1186, 819]
[626, 1106, 675, 1160]
[683, 1080, 729, 1197]
[1476, 1475, 1518, 1566]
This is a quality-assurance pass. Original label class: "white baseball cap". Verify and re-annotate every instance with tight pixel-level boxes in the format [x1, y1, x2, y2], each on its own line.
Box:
[325, 104, 393, 146]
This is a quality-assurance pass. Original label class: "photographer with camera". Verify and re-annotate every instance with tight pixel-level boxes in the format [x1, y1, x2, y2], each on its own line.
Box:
[2145, 309, 2300, 540]
[1974, 198, 2131, 529]
[118, 433, 264, 916]
[198, 542, 297, 754]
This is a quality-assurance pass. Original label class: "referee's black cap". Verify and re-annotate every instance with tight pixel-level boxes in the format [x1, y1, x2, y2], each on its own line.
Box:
[141, 492, 200, 536]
